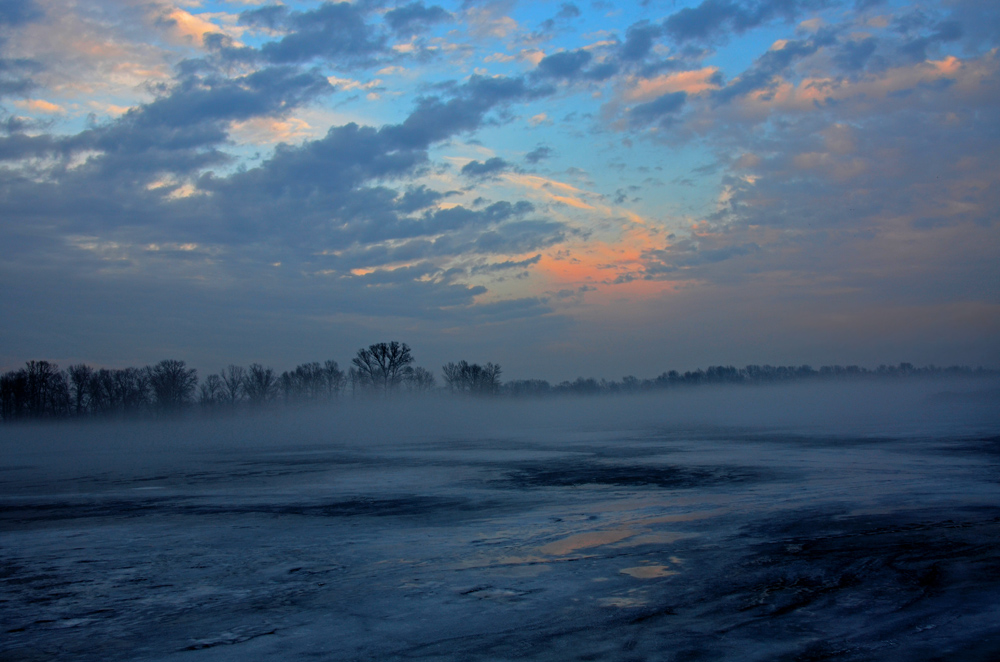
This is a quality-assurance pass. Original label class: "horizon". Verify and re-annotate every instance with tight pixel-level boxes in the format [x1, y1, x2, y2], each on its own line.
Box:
[0, 0, 997, 378]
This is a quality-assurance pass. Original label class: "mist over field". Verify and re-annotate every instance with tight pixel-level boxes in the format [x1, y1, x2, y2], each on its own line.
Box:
[3, 378, 1000, 661]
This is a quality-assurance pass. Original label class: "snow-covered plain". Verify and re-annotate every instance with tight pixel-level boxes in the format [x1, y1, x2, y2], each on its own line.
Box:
[3, 379, 1000, 661]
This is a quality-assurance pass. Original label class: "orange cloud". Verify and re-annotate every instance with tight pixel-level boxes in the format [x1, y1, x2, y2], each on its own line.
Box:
[625, 67, 721, 102]
[14, 99, 64, 114]
[163, 8, 222, 45]
[733, 53, 996, 117]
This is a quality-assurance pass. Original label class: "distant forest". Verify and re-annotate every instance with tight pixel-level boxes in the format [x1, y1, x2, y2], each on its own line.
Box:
[1, 341, 996, 422]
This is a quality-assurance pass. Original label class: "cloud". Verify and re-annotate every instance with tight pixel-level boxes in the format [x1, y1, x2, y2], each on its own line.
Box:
[384, 2, 450, 36]
[897, 19, 963, 63]
[247, 2, 387, 65]
[556, 3, 581, 20]
[0, 57, 40, 97]
[461, 156, 510, 177]
[620, 21, 663, 61]
[0, 0, 40, 27]
[628, 91, 687, 127]
[525, 145, 553, 163]
[12, 98, 62, 113]
[833, 36, 878, 71]
[664, 0, 831, 44]
[383, 74, 550, 148]
[469, 254, 542, 274]
[625, 67, 723, 101]
[533, 48, 618, 82]
[397, 185, 451, 213]
[713, 34, 834, 104]
[535, 49, 592, 79]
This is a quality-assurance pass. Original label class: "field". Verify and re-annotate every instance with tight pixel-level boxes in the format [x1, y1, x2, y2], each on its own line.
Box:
[2, 380, 999, 661]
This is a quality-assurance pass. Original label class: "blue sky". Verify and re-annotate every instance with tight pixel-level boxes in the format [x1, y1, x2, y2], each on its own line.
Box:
[1, 0, 997, 380]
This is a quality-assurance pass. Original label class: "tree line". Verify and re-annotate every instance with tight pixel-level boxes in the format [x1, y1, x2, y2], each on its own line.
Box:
[0, 343, 993, 422]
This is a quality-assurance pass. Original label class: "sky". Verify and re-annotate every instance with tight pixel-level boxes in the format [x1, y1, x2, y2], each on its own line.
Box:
[0, 0, 997, 381]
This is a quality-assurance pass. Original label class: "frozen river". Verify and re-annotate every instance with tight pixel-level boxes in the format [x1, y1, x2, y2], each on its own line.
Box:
[3, 380, 1000, 661]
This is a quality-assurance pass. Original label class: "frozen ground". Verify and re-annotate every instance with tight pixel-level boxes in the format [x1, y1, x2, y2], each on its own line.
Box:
[2, 379, 1000, 661]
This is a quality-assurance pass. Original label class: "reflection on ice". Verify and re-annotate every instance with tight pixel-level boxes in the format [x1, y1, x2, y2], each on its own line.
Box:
[620, 565, 679, 579]
[538, 529, 636, 555]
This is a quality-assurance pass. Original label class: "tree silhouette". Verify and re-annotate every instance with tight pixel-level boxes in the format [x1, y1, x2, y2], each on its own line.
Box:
[244, 363, 277, 405]
[351, 342, 414, 394]
[148, 360, 197, 413]
[0, 369, 28, 420]
[323, 360, 345, 397]
[442, 360, 502, 395]
[406, 366, 436, 392]
[220, 365, 246, 406]
[198, 374, 225, 407]
[67, 364, 93, 415]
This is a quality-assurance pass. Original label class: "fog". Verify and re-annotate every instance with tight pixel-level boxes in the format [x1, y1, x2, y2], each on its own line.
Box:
[5, 378, 997, 479]
[3, 378, 1000, 660]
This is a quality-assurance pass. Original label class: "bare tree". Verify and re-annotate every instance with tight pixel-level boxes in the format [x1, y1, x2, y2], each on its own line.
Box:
[198, 374, 225, 407]
[0, 369, 27, 420]
[442, 360, 502, 395]
[86, 368, 116, 415]
[323, 360, 345, 397]
[148, 360, 197, 413]
[22, 361, 70, 417]
[294, 362, 326, 400]
[113, 367, 151, 416]
[67, 364, 93, 415]
[244, 363, 277, 405]
[406, 366, 436, 392]
[220, 365, 246, 406]
[347, 367, 369, 396]
[351, 342, 414, 394]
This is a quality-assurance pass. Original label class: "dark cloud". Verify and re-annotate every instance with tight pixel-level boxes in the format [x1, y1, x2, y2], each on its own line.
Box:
[397, 185, 450, 212]
[628, 91, 687, 127]
[898, 19, 963, 62]
[0, 0, 42, 26]
[0, 131, 59, 161]
[0, 61, 563, 294]
[525, 145, 553, 163]
[127, 66, 331, 133]
[539, 2, 582, 31]
[557, 3, 581, 19]
[0, 57, 40, 98]
[248, 2, 387, 65]
[634, 240, 760, 280]
[713, 34, 833, 103]
[384, 2, 450, 35]
[535, 49, 593, 79]
[584, 61, 620, 81]
[461, 156, 509, 177]
[532, 49, 617, 82]
[238, 4, 287, 30]
[470, 254, 542, 274]
[664, 0, 831, 44]
[75, 66, 332, 179]
[202, 33, 259, 65]
[621, 21, 663, 61]
[833, 36, 877, 71]
[385, 75, 548, 148]
[473, 220, 568, 255]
